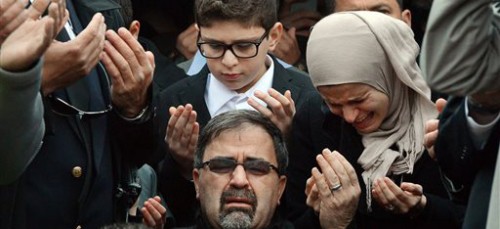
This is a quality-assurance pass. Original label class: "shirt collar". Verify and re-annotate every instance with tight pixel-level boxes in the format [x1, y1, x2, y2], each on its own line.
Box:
[205, 55, 275, 116]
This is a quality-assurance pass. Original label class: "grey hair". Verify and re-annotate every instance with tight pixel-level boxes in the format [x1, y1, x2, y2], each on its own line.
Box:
[194, 110, 288, 175]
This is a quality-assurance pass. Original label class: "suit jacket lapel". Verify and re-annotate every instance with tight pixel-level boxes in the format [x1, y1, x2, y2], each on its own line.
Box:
[271, 58, 302, 105]
[178, 66, 212, 128]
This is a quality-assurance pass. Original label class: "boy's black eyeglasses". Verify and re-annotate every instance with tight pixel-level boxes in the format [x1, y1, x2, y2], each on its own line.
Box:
[198, 157, 280, 176]
[197, 30, 269, 59]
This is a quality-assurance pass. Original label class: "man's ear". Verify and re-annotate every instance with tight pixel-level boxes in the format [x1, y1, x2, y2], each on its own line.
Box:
[401, 9, 412, 27]
[267, 22, 283, 52]
[193, 169, 201, 199]
[277, 176, 287, 205]
[129, 20, 141, 40]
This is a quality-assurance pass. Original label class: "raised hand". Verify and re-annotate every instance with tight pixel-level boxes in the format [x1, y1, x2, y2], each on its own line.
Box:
[307, 149, 360, 229]
[176, 23, 198, 60]
[101, 28, 155, 117]
[141, 196, 166, 229]
[0, 0, 29, 44]
[371, 177, 426, 216]
[165, 104, 200, 178]
[41, 13, 106, 96]
[0, 0, 67, 72]
[247, 88, 296, 136]
[424, 98, 447, 159]
[278, 0, 322, 37]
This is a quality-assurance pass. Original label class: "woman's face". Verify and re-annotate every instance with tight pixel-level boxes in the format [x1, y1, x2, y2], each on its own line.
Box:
[318, 83, 390, 134]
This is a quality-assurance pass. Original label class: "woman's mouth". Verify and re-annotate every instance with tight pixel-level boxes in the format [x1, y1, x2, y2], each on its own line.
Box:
[353, 112, 373, 131]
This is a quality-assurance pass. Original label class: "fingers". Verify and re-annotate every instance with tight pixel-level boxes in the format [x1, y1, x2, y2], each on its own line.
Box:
[316, 150, 341, 190]
[104, 30, 135, 85]
[27, 0, 51, 19]
[117, 27, 149, 67]
[78, 13, 106, 53]
[141, 196, 166, 227]
[248, 89, 295, 134]
[166, 104, 198, 149]
[0, 0, 29, 43]
[372, 177, 404, 212]
[305, 176, 315, 195]
[305, 183, 320, 212]
[331, 150, 359, 188]
[47, 0, 67, 36]
[176, 23, 198, 59]
[373, 177, 420, 213]
[435, 98, 447, 114]
[424, 119, 439, 159]
[400, 182, 423, 198]
[311, 167, 333, 199]
[253, 89, 295, 116]
[166, 106, 185, 142]
[76, 13, 106, 70]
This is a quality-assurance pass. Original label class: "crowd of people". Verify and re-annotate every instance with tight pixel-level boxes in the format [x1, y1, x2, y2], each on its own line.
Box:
[0, 0, 498, 228]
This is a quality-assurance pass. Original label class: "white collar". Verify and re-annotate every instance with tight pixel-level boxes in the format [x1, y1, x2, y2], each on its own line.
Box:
[205, 55, 275, 117]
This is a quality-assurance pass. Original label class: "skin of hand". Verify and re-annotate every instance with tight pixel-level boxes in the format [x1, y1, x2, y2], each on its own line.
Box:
[305, 176, 320, 212]
[424, 98, 447, 159]
[371, 177, 427, 215]
[0, 0, 67, 71]
[279, 8, 322, 37]
[165, 104, 200, 179]
[176, 23, 198, 60]
[41, 13, 106, 96]
[247, 88, 296, 136]
[100, 28, 155, 117]
[0, 0, 29, 44]
[270, 27, 301, 65]
[0, 16, 54, 72]
[307, 149, 361, 229]
[141, 196, 167, 229]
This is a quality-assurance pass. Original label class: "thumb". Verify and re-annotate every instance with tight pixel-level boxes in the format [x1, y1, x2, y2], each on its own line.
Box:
[401, 182, 423, 195]
[436, 98, 447, 114]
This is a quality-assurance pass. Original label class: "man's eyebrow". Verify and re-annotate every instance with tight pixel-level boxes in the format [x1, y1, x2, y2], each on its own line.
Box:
[245, 156, 268, 161]
[211, 156, 234, 160]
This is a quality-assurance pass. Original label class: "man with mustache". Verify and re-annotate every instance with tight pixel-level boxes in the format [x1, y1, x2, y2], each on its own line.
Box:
[190, 110, 288, 228]
[141, 110, 358, 228]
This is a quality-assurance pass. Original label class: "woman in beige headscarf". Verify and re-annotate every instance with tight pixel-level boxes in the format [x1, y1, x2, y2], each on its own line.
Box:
[290, 11, 464, 228]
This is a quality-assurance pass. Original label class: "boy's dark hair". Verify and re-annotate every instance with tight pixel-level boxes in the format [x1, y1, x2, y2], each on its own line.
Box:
[195, 0, 278, 31]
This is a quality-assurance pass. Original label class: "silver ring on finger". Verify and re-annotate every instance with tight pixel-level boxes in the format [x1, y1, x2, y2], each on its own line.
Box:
[330, 183, 342, 193]
[385, 204, 395, 211]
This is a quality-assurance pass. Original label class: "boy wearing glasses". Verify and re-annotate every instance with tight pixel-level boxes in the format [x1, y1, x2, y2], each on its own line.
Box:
[156, 0, 315, 226]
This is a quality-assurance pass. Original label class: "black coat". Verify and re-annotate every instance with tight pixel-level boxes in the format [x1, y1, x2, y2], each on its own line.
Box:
[287, 92, 465, 229]
[434, 97, 500, 229]
[156, 57, 316, 227]
[0, 1, 159, 228]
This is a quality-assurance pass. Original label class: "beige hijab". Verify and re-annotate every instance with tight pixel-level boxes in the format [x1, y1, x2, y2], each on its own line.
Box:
[307, 11, 437, 209]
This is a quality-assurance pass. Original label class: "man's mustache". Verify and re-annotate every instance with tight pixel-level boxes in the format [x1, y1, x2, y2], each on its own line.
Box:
[220, 189, 258, 211]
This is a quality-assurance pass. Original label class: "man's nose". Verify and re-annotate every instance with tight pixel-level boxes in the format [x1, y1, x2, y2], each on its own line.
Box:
[342, 106, 359, 123]
[229, 164, 250, 188]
